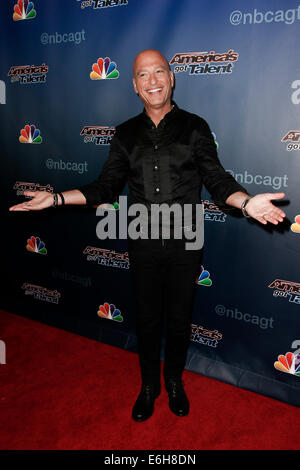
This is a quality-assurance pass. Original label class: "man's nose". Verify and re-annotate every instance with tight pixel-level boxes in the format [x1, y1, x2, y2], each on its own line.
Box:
[149, 72, 158, 85]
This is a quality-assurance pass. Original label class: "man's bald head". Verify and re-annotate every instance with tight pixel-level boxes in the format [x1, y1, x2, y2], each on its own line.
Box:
[133, 49, 170, 77]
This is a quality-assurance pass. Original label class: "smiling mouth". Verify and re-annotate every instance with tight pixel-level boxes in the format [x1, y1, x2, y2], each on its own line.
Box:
[147, 88, 163, 94]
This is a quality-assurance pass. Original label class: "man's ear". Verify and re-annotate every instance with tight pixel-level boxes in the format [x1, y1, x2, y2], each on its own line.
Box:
[170, 70, 174, 88]
[132, 77, 138, 95]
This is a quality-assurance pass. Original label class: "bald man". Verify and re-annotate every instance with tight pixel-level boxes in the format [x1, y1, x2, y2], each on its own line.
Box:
[10, 49, 286, 422]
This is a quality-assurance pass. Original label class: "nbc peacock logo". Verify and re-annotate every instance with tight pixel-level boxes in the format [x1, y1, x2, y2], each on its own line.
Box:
[13, 0, 36, 21]
[97, 302, 123, 322]
[90, 57, 119, 80]
[196, 266, 212, 287]
[26, 236, 47, 255]
[19, 124, 42, 144]
[291, 215, 300, 233]
[274, 352, 300, 377]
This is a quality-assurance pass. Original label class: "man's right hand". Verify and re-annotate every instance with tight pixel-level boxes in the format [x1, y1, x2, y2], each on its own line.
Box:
[9, 191, 54, 211]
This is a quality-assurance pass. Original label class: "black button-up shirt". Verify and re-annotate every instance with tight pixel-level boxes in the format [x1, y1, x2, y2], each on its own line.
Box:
[79, 103, 246, 214]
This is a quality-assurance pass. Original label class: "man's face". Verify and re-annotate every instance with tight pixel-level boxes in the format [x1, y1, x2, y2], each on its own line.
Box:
[133, 50, 174, 111]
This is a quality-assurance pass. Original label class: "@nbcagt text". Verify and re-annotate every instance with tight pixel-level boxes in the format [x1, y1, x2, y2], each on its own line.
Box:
[46, 158, 88, 174]
[41, 30, 86, 45]
[103, 453, 196, 466]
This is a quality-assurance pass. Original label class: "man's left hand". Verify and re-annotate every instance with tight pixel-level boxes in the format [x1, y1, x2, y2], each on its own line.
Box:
[245, 193, 286, 225]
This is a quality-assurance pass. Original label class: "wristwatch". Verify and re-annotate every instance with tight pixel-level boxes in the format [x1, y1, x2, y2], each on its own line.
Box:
[241, 196, 253, 218]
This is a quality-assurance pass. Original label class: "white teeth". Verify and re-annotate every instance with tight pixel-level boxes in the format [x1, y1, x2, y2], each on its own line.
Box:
[148, 88, 162, 93]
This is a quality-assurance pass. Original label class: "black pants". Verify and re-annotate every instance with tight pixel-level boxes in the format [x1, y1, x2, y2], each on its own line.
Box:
[128, 237, 202, 386]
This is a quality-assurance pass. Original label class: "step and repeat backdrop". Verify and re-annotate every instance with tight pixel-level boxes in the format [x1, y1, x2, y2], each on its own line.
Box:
[1, 0, 300, 406]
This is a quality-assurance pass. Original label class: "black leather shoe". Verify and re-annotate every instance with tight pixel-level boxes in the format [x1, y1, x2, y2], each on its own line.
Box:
[132, 384, 160, 422]
[165, 379, 189, 417]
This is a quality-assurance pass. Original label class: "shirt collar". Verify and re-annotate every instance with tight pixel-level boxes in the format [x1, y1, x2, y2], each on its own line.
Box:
[140, 101, 179, 128]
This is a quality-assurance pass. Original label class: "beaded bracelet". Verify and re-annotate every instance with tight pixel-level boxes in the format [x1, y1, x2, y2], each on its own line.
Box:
[58, 192, 65, 205]
[53, 193, 58, 208]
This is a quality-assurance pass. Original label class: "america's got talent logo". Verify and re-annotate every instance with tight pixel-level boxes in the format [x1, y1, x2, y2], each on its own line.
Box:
[169, 49, 239, 76]
[8, 64, 48, 85]
[78, 0, 128, 10]
[80, 126, 116, 145]
[281, 130, 300, 151]
[268, 279, 300, 305]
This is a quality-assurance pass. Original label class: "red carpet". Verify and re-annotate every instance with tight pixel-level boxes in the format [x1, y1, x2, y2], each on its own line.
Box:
[0, 310, 299, 450]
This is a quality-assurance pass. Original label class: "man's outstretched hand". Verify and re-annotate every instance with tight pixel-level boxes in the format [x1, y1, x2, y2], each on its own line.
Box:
[245, 193, 286, 225]
[226, 191, 286, 225]
[9, 191, 54, 211]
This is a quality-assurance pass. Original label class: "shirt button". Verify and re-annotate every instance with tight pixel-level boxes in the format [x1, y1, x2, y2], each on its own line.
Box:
[155, 187, 160, 193]
[154, 145, 158, 150]
[154, 165, 158, 171]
